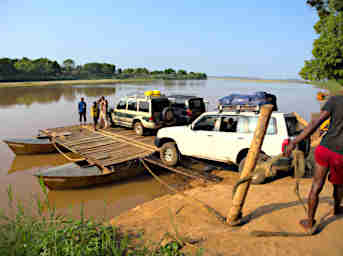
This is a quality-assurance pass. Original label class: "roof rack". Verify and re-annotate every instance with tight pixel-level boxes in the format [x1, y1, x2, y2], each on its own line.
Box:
[125, 94, 167, 100]
[218, 104, 261, 114]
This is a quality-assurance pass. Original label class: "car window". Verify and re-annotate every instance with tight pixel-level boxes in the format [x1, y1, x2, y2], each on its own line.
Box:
[237, 116, 277, 135]
[189, 99, 205, 111]
[193, 115, 220, 131]
[219, 116, 238, 133]
[116, 100, 126, 110]
[285, 116, 298, 136]
[127, 99, 137, 111]
[139, 101, 149, 112]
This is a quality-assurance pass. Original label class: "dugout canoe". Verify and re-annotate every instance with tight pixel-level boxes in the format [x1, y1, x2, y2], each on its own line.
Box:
[3, 138, 56, 155]
[34, 161, 145, 190]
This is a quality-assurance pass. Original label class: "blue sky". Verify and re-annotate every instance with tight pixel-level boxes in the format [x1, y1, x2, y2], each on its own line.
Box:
[1, 0, 318, 79]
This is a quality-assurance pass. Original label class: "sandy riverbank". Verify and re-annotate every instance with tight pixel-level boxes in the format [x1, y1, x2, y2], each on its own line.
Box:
[0, 78, 156, 88]
[211, 76, 307, 84]
[110, 170, 343, 255]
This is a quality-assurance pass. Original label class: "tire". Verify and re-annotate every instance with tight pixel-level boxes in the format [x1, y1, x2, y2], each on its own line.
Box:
[160, 142, 179, 166]
[238, 153, 268, 184]
[162, 107, 175, 123]
[134, 121, 145, 136]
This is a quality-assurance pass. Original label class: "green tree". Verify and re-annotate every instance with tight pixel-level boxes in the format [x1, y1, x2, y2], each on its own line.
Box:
[164, 68, 176, 74]
[63, 59, 75, 72]
[300, 0, 343, 84]
[177, 69, 187, 75]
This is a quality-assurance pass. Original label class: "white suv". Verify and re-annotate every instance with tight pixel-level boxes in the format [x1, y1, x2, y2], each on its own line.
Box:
[155, 110, 309, 167]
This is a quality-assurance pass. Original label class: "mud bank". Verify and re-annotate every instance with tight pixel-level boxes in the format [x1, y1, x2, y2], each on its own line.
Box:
[110, 171, 343, 255]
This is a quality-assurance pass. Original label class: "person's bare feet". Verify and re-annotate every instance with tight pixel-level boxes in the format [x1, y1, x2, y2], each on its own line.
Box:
[299, 219, 316, 234]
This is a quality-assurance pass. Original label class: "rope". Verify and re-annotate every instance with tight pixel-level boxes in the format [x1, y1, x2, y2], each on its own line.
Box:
[50, 137, 85, 162]
[84, 126, 157, 152]
[139, 158, 226, 223]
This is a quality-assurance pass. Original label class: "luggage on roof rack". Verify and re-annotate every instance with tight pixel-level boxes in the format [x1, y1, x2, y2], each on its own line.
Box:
[218, 91, 278, 112]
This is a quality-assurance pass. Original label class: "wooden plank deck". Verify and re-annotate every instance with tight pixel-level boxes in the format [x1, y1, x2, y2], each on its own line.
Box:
[41, 124, 222, 183]
[42, 125, 157, 167]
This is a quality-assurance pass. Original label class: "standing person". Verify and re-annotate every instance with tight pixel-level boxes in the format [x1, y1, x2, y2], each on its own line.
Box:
[99, 96, 108, 129]
[91, 101, 100, 131]
[285, 95, 343, 233]
[78, 98, 87, 126]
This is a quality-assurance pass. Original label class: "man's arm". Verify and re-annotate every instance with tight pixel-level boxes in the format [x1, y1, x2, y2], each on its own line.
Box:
[285, 110, 330, 157]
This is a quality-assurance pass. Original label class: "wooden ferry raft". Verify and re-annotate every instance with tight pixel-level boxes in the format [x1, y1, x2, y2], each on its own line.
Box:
[41, 125, 157, 168]
[40, 125, 222, 187]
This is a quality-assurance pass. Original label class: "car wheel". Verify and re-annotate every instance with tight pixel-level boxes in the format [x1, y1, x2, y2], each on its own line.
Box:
[134, 121, 145, 136]
[238, 154, 268, 184]
[160, 142, 179, 166]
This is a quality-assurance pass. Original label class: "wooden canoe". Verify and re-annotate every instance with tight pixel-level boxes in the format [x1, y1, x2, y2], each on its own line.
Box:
[3, 138, 56, 155]
[34, 161, 146, 190]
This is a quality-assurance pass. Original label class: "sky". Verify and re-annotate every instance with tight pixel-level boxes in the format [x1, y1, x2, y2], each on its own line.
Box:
[1, 0, 319, 79]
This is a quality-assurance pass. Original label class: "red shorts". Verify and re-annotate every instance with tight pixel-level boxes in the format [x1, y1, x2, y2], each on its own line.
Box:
[315, 145, 343, 185]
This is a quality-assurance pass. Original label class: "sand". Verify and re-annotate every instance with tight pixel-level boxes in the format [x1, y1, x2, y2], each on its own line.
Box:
[110, 171, 343, 255]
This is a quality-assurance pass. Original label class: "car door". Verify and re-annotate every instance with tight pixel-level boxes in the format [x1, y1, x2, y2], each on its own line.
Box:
[209, 115, 242, 163]
[114, 100, 127, 126]
[125, 98, 138, 127]
[181, 114, 221, 159]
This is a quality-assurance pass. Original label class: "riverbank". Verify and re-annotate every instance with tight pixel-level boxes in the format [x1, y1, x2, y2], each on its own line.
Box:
[0, 78, 156, 88]
[111, 170, 343, 255]
[211, 76, 306, 84]
[0, 190, 189, 256]
[308, 80, 343, 94]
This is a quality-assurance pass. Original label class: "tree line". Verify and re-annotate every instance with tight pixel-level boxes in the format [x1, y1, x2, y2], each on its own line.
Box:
[300, 0, 343, 85]
[0, 57, 207, 82]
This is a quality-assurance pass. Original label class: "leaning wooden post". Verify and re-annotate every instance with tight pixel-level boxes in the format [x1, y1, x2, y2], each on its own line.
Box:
[227, 104, 274, 225]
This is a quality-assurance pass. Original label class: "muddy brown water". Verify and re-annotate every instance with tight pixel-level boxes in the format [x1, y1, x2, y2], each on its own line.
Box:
[0, 79, 321, 219]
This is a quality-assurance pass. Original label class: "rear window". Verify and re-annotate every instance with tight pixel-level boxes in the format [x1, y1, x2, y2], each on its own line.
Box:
[237, 116, 277, 135]
[151, 99, 170, 112]
[189, 99, 205, 110]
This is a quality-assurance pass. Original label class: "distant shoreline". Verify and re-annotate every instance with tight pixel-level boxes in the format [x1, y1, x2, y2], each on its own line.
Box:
[210, 76, 307, 84]
[0, 78, 156, 88]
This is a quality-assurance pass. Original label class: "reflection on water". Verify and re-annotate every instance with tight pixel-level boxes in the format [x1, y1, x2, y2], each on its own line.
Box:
[0, 86, 116, 107]
[46, 174, 166, 218]
[8, 153, 77, 174]
[0, 79, 321, 218]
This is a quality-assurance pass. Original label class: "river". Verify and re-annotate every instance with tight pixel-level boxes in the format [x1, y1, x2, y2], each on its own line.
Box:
[0, 78, 321, 219]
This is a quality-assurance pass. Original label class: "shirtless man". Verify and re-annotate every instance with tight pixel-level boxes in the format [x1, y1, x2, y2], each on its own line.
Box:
[285, 95, 343, 232]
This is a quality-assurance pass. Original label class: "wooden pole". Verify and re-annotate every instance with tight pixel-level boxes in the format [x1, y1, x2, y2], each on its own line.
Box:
[227, 104, 274, 225]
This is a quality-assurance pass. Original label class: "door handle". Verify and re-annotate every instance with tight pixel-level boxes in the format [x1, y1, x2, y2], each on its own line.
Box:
[237, 137, 244, 140]
[207, 135, 213, 137]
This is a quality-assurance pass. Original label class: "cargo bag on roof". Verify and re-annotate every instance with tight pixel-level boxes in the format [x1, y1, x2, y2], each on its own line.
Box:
[218, 91, 278, 111]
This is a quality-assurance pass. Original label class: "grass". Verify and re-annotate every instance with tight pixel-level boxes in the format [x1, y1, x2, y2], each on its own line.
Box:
[307, 80, 343, 94]
[0, 78, 156, 88]
[0, 181, 203, 256]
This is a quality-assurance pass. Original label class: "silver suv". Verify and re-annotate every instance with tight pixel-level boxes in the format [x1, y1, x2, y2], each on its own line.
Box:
[111, 94, 175, 135]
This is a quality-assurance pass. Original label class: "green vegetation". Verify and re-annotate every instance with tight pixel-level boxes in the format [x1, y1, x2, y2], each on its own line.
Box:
[300, 0, 343, 86]
[308, 79, 343, 93]
[0, 183, 202, 256]
[0, 57, 207, 83]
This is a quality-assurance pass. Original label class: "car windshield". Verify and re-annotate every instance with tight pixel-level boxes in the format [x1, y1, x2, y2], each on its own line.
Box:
[151, 99, 170, 112]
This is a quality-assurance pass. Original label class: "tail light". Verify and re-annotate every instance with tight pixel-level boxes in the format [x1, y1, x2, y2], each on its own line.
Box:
[149, 116, 154, 122]
[282, 139, 290, 154]
[186, 109, 192, 117]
